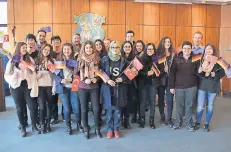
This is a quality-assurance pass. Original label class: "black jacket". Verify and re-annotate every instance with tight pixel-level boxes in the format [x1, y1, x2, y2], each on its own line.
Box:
[198, 63, 225, 93]
[169, 52, 200, 89]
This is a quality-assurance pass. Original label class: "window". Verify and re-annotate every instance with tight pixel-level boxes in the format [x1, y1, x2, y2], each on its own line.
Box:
[0, 0, 7, 43]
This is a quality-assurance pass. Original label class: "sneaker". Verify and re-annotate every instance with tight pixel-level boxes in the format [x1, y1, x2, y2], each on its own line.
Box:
[187, 125, 195, 132]
[168, 121, 173, 128]
[114, 131, 120, 138]
[107, 131, 113, 139]
[173, 125, 181, 130]
[194, 123, 200, 130]
[204, 124, 210, 132]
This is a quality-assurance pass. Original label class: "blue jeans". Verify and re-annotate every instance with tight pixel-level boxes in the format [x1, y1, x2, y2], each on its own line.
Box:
[106, 109, 120, 132]
[166, 87, 174, 122]
[59, 87, 79, 122]
[196, 89, 217, 125]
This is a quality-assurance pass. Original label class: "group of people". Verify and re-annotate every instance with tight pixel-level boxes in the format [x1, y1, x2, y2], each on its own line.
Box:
[4, 29, 225, 140]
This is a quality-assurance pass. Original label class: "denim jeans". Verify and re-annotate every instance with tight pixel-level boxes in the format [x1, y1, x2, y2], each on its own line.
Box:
[106, 109, 120, 132]
[175, 86, 197, 126]
[196, 89, 217, 125]
[59, 87, 79, 122]
[166, 86, 174, 122]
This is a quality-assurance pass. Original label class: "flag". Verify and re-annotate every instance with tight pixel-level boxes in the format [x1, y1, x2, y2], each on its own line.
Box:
[21, 60, 35, 71]
[124, 66, 138, 80]
[47, 63, 56, 73]
[152, 63, 160, 77]
[158, 55, 167, 64]
[66, 59, 78, 68]
[96, 71, 110, 83]
[54, 69, 61, 75]
[72, 76, 80, 91]
[132, 57, 143, 71]
[153, 56, 159, 64]
[192, 54, 202, 62]
[40, 26, 51, 33]
[54, 61, 65, 69]
[217, 57, 230, 71]
[12, 55, 21, 63]
[204, 54, 218, 64]
[225, 66, 231, 78]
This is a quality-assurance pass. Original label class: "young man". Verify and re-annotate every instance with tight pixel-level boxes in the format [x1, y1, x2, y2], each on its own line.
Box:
[125, 30, 136, 45]
[26, 34, 38, 59]
[36, 30, 47, 50]
[192, 31, 204, 55]
[50, 36, 62, 125]
[71, 33, 81, 57]
[103, 38, 111, 52]
[169, 41, 200, 132]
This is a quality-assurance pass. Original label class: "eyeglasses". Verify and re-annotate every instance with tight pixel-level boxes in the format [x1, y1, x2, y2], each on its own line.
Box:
[111, 46, 120, 49]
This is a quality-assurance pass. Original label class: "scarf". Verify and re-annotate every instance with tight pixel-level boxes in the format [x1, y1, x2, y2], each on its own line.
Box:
[79, 51, 99, 81]
[108, 50, 121, 62]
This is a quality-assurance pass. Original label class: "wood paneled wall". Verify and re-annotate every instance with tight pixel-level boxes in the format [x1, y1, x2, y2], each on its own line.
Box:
[219, 5, 231, 92]
[7, 0, 221, 50]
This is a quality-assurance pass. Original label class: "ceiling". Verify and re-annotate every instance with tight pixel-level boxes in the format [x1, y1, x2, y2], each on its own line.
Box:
[134, 0, 231, 5]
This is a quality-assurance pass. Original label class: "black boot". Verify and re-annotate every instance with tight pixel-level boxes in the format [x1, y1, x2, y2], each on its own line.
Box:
[66, 121, 72, 135]
[84, 126, 90, 139]
[120, 118, 125, 130]
[46, 119, 51, 133]
[32, 124, 41, 134]
[149, 117, 155, 129]
[125, 118, 131, 129]
[20, 125, 27, 137]
[139, 117, 145, 128]
[77, 122, 84, 133]
[95, 128, 102, 138]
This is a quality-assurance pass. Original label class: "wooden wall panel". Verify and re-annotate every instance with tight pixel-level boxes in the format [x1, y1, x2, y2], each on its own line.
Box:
[176, 26, 192, 48]
[7, 0, 14, 24]
[72, 0, 90, 23]
[176, 5, 191, 26]
[219, 28, 231, 52]
[144, 3, 159, 25]
[14, 0, 33, 24]
[108, 25, 125, 42]
[53, 0, 71, 23]
[192, 27, 206, 46]
[221, 5, 231, 27]
[90, 0, 108, 24]
[159, 26, 176, 48]
[108, 0, 125, 25]
[126, 1, 143, 25]
[126, 25, 143, 41]
[205, 28, 220, 50]
[34, 0, 52, 24]
[192, 5, 206, 26]
[160, 4, 176, 26]
[14, 24, 34, 42]
[34, 24, 53, 43]
[143, 26, 160, 45]
[206, 5, 221, 27]
[53, 24, 71, 42]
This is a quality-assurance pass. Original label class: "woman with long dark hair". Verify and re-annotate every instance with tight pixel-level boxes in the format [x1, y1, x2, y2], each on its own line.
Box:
[156, 37, 175, 127]
[195, 44, 225, 132]
[5, 42, 40, 137]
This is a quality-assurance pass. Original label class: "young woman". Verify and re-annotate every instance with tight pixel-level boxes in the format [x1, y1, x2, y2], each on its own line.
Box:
[95, 39, 108, 58]
[54, 43, 80, 135]
[139, 43, 161, 129]
[195, 44, 225, 132]
[120, 41, 136, 129]
[4, 42, 40, 137]
[132, 40, 145, 123]
[156, 37, 175, 127]
[36, 44, 54, 133]
[78, 40, 102, 139]
[100, 41, 129, 139]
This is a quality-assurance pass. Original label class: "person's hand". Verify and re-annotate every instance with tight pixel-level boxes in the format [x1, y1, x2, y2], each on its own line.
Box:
[61, 79, 67, 84]
[211, 72, 215, 77]
[85, 78, 91, 84]
[148, 70, 154, 76]
[170, 89, 175, 94]
[107, 79, 116, 87]
[164, 65, 168, 73]
[91, 78, 97, 83]
[115, 78, 122, 83]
